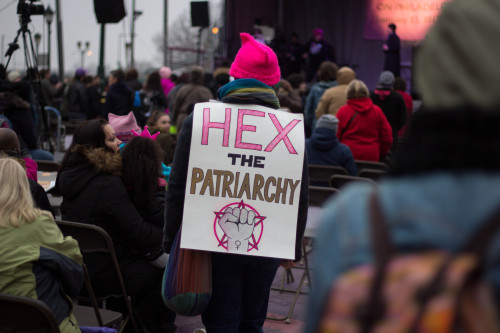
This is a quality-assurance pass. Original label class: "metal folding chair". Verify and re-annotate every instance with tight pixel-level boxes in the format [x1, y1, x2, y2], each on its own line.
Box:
[56, 220, 139, 333]
[267, 186, 338, 323]
[0, 293, 61, 333]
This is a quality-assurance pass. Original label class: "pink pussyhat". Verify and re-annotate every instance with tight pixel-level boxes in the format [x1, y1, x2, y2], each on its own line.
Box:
[132, 126, 159, 140]
[229, 33, 281, 86]
[108, 112, 140, 144]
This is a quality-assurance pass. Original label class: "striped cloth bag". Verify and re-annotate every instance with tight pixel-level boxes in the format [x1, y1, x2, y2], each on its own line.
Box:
[161, 228, 212, 316]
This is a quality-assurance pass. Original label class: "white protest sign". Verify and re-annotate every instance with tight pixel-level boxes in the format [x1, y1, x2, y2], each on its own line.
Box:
[180, 102, 305, 259]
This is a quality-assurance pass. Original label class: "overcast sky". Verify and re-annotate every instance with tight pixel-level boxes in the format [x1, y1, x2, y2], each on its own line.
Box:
[0, 0, 222, 75]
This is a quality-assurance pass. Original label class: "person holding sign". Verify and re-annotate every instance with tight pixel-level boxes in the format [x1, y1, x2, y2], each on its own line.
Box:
[164, 33, 309, 332]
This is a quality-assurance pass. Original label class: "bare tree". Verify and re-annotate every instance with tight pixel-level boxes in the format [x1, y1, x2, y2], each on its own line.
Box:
[153, 7, 222, 72]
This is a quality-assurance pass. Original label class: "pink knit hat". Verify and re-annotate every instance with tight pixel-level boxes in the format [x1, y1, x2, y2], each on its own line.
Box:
[108, 112, 141, 143]
[229, 33, 281, 86]
[159, 66, 172, 79]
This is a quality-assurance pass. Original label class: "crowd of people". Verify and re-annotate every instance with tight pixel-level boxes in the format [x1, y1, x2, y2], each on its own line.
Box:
[2, 0, 500, 331]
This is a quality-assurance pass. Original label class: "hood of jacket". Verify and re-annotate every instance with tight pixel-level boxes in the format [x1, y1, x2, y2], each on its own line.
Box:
[373, 89, 392, 100]
[346, 97, 374, 113]
[308, 127, 339, 151]
[337, 67, 356, 85]
[316, 80, 337, 90]
[56, 145, 121, 199]
[109, 81, 132, 96]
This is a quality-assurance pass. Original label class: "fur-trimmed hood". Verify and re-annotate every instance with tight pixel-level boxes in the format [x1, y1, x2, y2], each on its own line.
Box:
[56, 145, 122, 199]
[71, 145, 122, 175]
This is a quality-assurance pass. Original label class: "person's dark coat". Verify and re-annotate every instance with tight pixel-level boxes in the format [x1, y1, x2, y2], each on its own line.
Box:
[28, 178, 54, 215]
[104, 82, 133, 117]
[56, 145, 163, 276]
[384, 33, 401, 77]
[126, 79, 143, 91]
[86, 85, 103, 119]
[0, 92, 38, 150]
[370, 89, 407, 150]
[306, 127, 357, 176]
[66, 80, 91, 118]
[305, 39, 336, 82]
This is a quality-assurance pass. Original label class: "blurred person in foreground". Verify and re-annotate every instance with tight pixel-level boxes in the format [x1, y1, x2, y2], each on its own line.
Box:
[305, 0, 500, 331]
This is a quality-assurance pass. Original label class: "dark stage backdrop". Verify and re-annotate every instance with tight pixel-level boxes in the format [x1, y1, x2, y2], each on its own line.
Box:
[225, 0, 418, 91]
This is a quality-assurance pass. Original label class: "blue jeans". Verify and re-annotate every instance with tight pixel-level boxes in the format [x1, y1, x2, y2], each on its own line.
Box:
[201, 253, 281, 333]
[29, 149, 54, 161]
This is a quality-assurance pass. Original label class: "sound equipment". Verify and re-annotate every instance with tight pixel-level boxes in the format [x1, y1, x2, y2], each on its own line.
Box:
[93, 0, 126, 24]
[191, 1, 209, 28]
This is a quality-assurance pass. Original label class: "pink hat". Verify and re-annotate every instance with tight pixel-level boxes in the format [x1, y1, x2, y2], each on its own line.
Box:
[229, 33, 281, 86]
[108, 112, 140, 143]
[159, 66, 172, 79]
[313, 28, 324, 36]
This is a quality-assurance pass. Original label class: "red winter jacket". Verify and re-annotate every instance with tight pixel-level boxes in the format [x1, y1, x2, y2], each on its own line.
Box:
[336, 97, 393, 161]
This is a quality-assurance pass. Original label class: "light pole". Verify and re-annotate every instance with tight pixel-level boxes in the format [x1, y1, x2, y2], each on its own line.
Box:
[44, 5, 54, 71]
[34, 33, 41, 60]
[130, 0, 142, 68]
[77, 41, 90, 68]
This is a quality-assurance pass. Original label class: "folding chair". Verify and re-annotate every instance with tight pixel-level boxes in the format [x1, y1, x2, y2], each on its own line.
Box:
[358, 168, 387, 182]
[0, 293, 60, 333]
[354, 160, 388, 174]
[309, 186, 339, 207]
[329, 174, 376, 190]
[55, 220, 139, 333]
[35, 160, 61, 172]
[309, 164, 348, 187]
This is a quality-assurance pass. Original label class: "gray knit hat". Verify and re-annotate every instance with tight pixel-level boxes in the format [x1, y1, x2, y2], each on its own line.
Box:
[375, 71, 395, 89]
[415, 0, 500, 110]
[316, 114, 339, 133]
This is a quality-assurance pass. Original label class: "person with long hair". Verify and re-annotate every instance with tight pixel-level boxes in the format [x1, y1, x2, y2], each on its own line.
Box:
[122, 135, 164, 219]
[0, 159, 83, 333]
[56, 119, 176, 333]
[146, 110, 175, 165]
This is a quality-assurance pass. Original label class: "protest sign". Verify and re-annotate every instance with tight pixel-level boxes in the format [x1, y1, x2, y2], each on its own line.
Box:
[180, 102, 305, 259]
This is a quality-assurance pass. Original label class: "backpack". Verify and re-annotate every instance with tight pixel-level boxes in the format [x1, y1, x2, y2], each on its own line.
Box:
[318, 191, 500, 332]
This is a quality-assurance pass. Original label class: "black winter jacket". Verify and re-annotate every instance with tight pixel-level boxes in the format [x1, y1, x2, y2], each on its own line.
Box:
[104, 82, 133, 117]
[56, 146, 163, 275]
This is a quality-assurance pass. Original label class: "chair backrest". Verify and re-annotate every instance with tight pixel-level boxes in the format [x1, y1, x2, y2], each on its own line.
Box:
[55, 220, 140, 333]
[0, 293, 60, 333]
[309, 186, 339, 207]
[309, 164, 348, 186]
[355, 160, 388, 174]
[329, 174, 376, 190]
[358, 168, 387, 182]
[35, 160, 61, 172]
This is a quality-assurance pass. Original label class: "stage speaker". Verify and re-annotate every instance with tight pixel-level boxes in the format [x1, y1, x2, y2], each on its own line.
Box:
[93, 0, 126, 24]
[191, 1, 209, 28]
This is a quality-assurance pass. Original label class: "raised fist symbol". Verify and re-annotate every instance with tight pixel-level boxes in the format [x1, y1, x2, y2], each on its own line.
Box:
[218, 207, 256, 253]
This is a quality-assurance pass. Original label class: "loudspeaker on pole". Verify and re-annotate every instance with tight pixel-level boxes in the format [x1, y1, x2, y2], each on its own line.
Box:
[93, 0, 126, 24]
[191, 1, 209, 28]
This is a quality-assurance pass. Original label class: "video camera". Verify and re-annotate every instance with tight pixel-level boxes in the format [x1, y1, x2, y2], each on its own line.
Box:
[17, 0, 45, 22]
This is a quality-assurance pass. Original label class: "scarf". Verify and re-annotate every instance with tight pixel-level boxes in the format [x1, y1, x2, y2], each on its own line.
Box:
[217, 78, 280, 110]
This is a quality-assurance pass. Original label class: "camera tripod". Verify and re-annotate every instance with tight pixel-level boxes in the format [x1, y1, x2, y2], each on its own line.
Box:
[4, 14, 54, 153]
